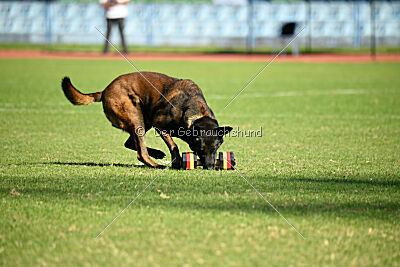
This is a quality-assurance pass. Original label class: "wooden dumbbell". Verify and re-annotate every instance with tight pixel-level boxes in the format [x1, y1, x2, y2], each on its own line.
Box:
[217, 151, 235, 170]
[182, 152, 198, 170]
[181, 152, 235, 170]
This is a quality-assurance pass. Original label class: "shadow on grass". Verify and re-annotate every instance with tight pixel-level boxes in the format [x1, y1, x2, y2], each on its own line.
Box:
[2, 172, 400, 221]
[274, 177, 400, 188]
[47, 161, 145, 168]
[9, 161, 400, 189]
[3, 162, 399, 219]
[46, 162, 400, 187]
[2, 187, 398, 221]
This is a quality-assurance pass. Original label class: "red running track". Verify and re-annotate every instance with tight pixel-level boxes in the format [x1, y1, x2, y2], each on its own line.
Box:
[1, 50, 400, 62]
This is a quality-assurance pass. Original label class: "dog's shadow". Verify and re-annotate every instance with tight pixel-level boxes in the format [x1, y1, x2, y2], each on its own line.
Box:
[47, 161, 145, 168]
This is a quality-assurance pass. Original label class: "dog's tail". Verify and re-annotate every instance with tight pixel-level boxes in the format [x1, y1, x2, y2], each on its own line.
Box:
[61, 77, 103, 105]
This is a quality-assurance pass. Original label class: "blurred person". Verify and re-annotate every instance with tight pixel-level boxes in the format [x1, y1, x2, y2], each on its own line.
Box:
[100, 0, 130, 54]
[280, 22, 299, 56]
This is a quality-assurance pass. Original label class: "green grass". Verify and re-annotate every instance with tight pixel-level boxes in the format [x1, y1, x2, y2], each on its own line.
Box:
[0, 58, 399, 266]
[1, 43, 400, 54]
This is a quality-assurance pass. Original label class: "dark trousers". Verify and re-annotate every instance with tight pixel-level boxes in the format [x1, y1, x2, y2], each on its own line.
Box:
[103, 18, 128, 53]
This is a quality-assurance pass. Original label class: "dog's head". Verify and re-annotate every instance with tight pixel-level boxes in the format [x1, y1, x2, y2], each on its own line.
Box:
[188, 118, 232, 170]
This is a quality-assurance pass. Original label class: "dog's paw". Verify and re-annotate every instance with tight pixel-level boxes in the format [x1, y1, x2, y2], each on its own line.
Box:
[148, 148, 166, 159]
[171, 160, 182, 170]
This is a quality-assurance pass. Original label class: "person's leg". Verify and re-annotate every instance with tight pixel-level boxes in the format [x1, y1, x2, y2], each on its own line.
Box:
[103, 19, 112, 53]
[117, 18, 128, 53]
[292, 38, 300, 56]
[280, 36, 287, 55]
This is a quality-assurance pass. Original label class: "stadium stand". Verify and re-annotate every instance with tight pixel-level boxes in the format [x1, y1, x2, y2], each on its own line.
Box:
[0, 1, 399, 47]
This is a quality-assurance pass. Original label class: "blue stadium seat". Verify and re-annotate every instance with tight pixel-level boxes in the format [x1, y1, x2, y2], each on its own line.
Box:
[331, 2, 352, 21]
[126, 22, 147, 36]
[376, 2, 392, 21]
[311, 2, 330, 21]
[288, 2, 307, 21]
[0, 2, 11, 18]
[253, 3, 269, 23]
[358, 2, 372, 22]
[127, 3, 150, 21]
[231, 6, 247, 23]
[195, 4, 214, 21]
[175, 4, 197, 21]
[391, 2, 400, 20]
[385, 22, 400, 37]
[324, 21, 354, 37]
[26, 3, 45, 19]
[254, 21, 280, 38]
[30, 18, 46, 34]
[202, 21, 220, 38]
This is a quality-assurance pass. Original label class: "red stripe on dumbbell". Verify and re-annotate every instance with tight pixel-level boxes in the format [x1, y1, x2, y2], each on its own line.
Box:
[186, 152, 191, 170]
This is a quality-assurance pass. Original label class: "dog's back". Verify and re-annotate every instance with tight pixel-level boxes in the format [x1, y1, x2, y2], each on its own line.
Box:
[100, 72, 214, 129]
[102, 72, 179, 106]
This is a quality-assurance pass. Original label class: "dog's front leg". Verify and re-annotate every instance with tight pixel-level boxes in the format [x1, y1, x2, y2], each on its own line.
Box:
[156, 129, 181, 169]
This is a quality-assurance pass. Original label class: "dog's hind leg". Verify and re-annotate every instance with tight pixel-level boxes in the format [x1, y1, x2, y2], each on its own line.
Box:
[156, 129, 181, 169]
[126, 98, 165, 168]
[132, 131, 165, 168]
[103, 94, 164, 168]
[124, 135, 166, 159]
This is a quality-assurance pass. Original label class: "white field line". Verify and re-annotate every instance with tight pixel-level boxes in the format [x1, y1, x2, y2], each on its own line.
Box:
[1, 89, 398, 118]
[0, 88, 394, 107]
[208, 89, 384, 100]
[0, 102, 70, 107]
[0, 107, 100, 114]
[1, 107, 399, 120]
[217, 113, 400, 120]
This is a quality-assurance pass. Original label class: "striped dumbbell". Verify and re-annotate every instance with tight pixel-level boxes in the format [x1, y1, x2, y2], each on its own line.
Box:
[182, 151, 235, 170]
[217, 151, 235, 170]
[182, 152, 197, 170]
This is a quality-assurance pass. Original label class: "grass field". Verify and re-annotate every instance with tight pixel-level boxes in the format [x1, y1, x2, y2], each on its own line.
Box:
[0, 58, 399, 266]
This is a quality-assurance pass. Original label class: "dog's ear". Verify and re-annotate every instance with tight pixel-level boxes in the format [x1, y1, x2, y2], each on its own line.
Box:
[216, 126, 233, 137]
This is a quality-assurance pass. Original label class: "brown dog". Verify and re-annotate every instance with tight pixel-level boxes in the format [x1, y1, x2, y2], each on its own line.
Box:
[62, 72, 232, 169]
